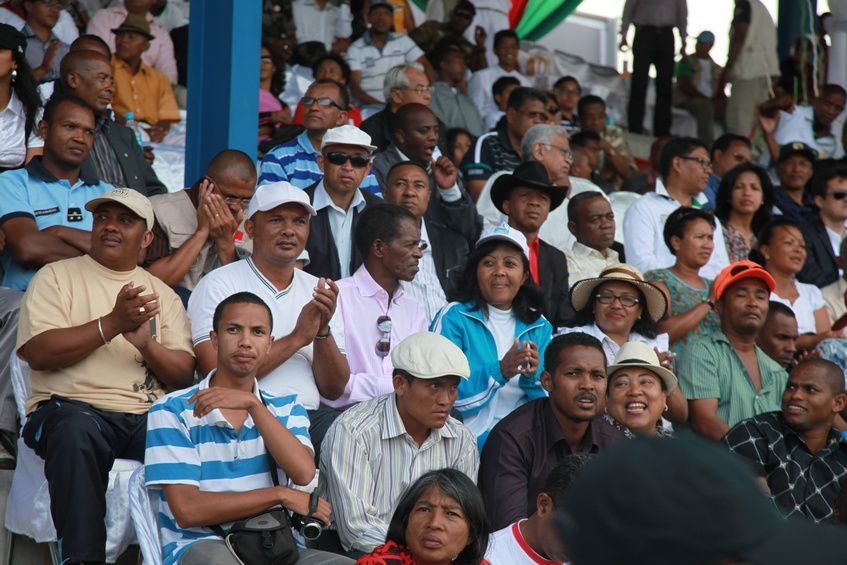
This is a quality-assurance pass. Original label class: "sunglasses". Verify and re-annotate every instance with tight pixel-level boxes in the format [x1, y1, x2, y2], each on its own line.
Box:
[830, 191, 847, 200]
[595, 292, 640, 308]
[325, 152, 370, 168]
[302, 96, 343, 110]
[375, 315, 392, 358]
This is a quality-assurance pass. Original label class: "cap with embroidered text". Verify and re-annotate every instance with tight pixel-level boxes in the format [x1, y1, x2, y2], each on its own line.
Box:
[85, 188, 155, 231]
[476, 223, 530, 259]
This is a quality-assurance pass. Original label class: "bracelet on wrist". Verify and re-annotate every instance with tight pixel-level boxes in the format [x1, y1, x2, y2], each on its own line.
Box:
[315, 329, 331, 340]
[97, 317, 110, 345]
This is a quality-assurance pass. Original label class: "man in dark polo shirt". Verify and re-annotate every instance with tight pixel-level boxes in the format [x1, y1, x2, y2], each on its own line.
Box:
[479, 332, 624, 530]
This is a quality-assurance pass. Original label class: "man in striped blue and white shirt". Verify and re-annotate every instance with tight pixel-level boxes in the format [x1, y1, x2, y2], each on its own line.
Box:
[258, 79, 381, 195]
[145, 292, 351, 565]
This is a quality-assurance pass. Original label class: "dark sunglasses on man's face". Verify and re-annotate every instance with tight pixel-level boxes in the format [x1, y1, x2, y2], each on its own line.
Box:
[325, 152, 370, 168]
[302, 96, 343, 110]
[830, 191, 847, 200]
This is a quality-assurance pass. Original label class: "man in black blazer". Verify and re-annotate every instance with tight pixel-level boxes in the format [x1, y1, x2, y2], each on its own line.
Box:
[383, 160, 469, 321]
[492, 161, 574, 328]
[798, 166, 847, 288]
[303, 125, 381, 281]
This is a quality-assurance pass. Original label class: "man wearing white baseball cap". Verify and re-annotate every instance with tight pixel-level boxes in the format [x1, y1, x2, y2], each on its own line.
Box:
[188, 181, 350, 458]
[18, 187, 195, 564]
[303, 124, 382, 281]
[321, 332, 478, 556]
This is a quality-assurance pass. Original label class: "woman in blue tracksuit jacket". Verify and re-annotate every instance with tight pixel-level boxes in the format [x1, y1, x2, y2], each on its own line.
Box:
[431, 226, 552, 448]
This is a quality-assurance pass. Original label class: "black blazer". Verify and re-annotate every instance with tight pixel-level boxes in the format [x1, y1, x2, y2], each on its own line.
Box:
[426, 219, 469, 300]
[538, 238, 574, 328]
[303, 182, 381, 280]
[798, 217, 839, 288]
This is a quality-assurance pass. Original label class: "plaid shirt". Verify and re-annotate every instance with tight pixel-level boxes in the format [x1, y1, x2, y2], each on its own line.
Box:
[723, 411, 847, 524]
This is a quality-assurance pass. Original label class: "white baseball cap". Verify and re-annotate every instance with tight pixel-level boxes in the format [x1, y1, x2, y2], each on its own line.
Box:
[320, 124, 377, 153]
[476, 223, 530, 259]
[246, 182, 317, 219]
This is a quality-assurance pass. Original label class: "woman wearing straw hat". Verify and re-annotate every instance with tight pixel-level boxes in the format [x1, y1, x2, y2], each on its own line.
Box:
[604, 341, 679, 437]
[559, 263, 687, 423]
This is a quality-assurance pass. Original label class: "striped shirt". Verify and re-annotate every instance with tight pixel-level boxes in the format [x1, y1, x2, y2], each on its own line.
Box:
[319, 393, 478, 553]
[145, 372, 312, 565]
[258, 131, 382, 194]
[676, 329, 788, 429]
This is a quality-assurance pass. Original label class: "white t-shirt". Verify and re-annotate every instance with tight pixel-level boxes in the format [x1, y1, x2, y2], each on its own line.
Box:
[187, 258, 346, 410]
[771, 282, 825, 335]
[485, 521, 566, 565]
[485, 306, 525, 422]
[771, 106, 844, 162]
[696, 58, 714, 97]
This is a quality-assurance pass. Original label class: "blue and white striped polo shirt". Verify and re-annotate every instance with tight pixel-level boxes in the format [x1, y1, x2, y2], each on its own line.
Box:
[258, 131, 382, 194]
[145, 372, 312, 565]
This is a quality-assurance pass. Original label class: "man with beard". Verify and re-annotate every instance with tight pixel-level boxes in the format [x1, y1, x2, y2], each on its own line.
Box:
[724, 358, 847, 523]
[478, 332, 624, 531]
[677, 260, 789, 441]
[371, 103, 481, 247]
[324, 203, 428, 409]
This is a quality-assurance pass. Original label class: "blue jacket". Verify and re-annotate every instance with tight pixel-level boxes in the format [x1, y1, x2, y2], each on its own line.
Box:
[430, 301, 551, 419]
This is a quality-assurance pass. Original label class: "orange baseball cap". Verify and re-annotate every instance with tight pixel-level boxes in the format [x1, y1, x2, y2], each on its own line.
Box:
[713, 260, 775, 300]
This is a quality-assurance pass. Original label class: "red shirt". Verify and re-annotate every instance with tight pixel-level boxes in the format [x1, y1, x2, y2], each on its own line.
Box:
[528, 237, 540, 285]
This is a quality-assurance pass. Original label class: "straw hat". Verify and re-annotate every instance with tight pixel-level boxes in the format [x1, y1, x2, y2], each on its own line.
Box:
[569, 263, 667, 322]
[607, 341, 677, 393]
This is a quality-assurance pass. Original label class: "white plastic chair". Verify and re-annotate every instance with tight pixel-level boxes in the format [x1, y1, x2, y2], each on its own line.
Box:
[129, 466, 163, 565]
[608, 191, 642, 244]
[5, 353, 141, 563]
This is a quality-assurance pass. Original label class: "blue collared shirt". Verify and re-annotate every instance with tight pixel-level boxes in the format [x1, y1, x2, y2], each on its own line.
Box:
[0, 158, 112, 290]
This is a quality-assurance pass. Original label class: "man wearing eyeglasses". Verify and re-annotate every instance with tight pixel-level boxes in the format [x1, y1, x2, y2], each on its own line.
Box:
[303, 124, 381, 281]
[623, 136, 730, 279]
[258, 79, 381, 195]
[324, 203, 428, 409]
[798, 166, 847, 288]
[144, 150, 256, 290]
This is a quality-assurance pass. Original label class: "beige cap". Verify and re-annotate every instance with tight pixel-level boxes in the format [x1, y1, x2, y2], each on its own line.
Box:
[607, 341, 678, 394]
[391, 332, 470, 380]
[85, 187, 155, 231]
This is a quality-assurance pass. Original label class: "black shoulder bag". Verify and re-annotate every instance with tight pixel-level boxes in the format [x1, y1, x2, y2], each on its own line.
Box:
[210, 393, 299, 565]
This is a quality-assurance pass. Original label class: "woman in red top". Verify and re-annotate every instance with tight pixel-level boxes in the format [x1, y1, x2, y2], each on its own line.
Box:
[356, 469, 491, 565]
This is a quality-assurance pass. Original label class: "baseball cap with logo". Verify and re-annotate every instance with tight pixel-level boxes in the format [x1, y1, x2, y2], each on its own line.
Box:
[85, 188, 155, 230]
[476, 223, 530, 259]
[777, 141, 818, 164]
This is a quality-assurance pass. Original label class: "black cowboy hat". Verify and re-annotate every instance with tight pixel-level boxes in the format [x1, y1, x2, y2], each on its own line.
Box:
[490, 161, 566, 214]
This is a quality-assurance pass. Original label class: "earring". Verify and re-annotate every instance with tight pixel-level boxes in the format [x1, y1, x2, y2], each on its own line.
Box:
[10, 69, 16, 83]
[663, 404, 669, 413]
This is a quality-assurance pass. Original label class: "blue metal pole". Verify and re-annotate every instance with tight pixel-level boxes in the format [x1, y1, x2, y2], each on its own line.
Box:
[777, 0, 817, 61]
[184, 0, 261, 186]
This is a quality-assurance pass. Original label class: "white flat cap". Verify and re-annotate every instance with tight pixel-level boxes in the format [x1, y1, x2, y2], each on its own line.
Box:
[391, 332, 470, 380]
[320, 124, 377, 153]
[246, 181, 317, 219]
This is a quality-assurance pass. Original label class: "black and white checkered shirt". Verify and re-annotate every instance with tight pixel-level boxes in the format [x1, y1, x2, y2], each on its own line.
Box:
[723, 411, 847, 524]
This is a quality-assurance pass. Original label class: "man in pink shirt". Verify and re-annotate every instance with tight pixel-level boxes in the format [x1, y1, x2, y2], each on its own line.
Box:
[86, 0, 177, 84]
[325, 202, 429, 409]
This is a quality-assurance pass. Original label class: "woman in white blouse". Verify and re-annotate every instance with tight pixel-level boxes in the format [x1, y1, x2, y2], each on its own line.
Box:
[0, 24, 43, 170]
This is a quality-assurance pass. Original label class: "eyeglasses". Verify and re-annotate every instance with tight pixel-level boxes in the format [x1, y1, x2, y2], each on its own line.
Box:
[402, 84, 433, 96]
[302, 96, 343, 110]
[679, 156, 713, 170]
[204, 176, 252, 207]
[595, 292, 640, 307]
[260, 56, 273, 63]
[547, 107, 561, 114]
[325, 152, 370, 168]
[545, 143, 574, 161]
[830, 191, 847, 200]
[375, 315, 392, 358]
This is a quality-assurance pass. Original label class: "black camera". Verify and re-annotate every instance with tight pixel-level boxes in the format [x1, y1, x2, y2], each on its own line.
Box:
[291, 513, 323, 540]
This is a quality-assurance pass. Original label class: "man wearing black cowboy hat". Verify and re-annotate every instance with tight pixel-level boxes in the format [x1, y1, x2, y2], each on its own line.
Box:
[492, 160, 573, 328]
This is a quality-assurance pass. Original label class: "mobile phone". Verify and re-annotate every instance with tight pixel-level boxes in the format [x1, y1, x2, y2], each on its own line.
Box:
[149, 317, 158, 341]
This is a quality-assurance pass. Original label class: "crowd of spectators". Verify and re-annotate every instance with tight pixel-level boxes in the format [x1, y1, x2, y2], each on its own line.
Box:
[1, 0, 847, 564]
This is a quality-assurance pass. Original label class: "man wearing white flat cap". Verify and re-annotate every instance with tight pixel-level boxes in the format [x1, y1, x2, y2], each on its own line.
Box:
[188, 181, 350, 457]
[304, 124, 382, 281]
[320, 331, 479, 556]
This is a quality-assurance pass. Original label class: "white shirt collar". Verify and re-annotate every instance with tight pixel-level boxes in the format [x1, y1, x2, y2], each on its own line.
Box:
[312, 180, 366, 214]
[655, 177, 707, 207]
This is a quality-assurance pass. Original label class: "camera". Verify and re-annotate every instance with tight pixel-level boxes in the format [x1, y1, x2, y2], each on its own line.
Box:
[291, 513, 323, 540]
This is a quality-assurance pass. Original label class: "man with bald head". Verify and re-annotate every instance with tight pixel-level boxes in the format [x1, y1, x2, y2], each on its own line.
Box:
[371, 103, 481, 246]
[60, 47, 166, 196]
[145, 150, 256, 290]
[724, 358, 847, 524]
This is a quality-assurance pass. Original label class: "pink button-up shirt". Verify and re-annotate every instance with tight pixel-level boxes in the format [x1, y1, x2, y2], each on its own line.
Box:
[323, 265, 428, 409]
[87, 7, 178, 84]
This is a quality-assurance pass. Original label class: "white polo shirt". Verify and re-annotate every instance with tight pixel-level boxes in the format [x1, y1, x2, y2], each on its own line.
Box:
[187, 257, 346, 410]
[485, 521, 566, 565]
[346, 32, 423, 103]
[622, 178, 730, 279]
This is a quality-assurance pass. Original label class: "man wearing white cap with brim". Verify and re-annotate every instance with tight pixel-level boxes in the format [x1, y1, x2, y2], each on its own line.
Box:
[17, 187, 196, 564]
[321, 332, 478, 556]
[303, 124, 382, 281]
[188, 181, 350, 457]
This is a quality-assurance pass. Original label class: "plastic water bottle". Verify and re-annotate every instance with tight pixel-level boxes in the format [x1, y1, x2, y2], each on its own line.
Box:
[125, 112, 144, 148]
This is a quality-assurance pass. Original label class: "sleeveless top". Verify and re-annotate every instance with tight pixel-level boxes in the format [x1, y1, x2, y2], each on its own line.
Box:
[646, 268, 721, 355]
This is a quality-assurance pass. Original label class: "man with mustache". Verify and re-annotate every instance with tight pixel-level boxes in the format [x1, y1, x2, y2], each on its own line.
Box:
[324, 203, 429, 409]
[677, 260, 789, 441]
[478, 332, 624, 531]
[723, 358, 847, 523]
